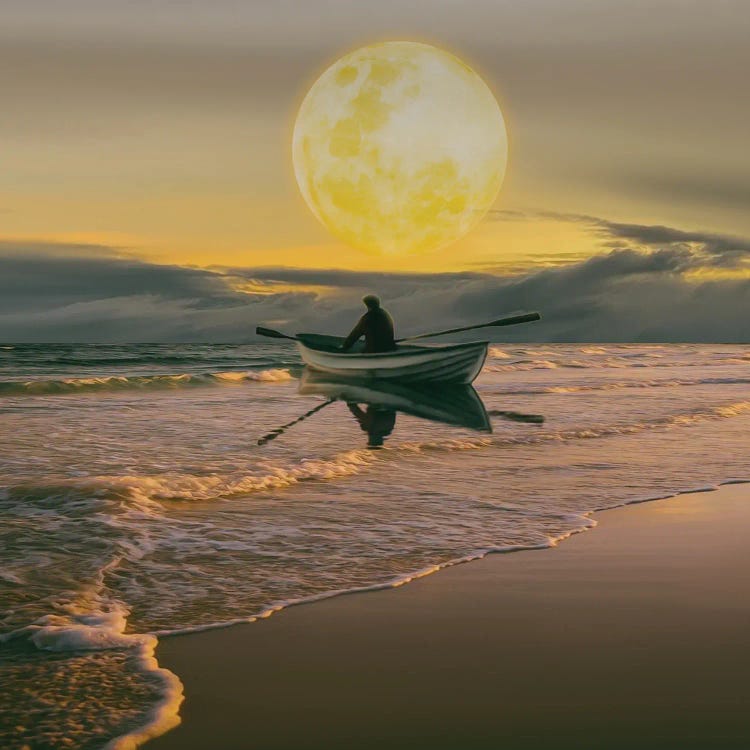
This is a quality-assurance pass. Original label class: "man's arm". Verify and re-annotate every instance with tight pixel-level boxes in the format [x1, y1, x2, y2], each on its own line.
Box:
[341, 316, 366, 350]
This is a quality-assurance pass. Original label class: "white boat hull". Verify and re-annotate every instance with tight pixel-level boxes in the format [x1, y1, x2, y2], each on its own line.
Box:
[296, 335, 488, 384]
[299, 370, 491, 431]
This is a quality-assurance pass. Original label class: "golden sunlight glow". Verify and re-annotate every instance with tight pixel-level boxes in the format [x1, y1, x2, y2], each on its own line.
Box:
[292, 41, 507, 255]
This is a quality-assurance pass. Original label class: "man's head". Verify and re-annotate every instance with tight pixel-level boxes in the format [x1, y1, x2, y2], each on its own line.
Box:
[363, 294, 381, 310]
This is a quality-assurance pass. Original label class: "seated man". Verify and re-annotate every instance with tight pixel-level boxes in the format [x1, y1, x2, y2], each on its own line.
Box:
[341, 295, 396, 353]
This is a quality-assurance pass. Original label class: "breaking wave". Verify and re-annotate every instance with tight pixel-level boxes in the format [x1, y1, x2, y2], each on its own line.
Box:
[488, 347, 511, 359]
[0, 369, 293, 396]
[8, 398, 744, 508]
[500, 376, 750, 395]
[484, 351, 749, 372]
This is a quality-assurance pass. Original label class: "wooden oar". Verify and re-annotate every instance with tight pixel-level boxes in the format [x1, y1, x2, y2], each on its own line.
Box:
[257, 398, 335, 445]
[489, 409, 545, 424]
[255, 326, 299, 341]
[256, 312, 541, 345]
[396, 311, 541, 342]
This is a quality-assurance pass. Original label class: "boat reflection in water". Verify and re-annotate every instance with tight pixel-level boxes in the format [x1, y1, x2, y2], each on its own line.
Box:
[298, 368, 492, 449]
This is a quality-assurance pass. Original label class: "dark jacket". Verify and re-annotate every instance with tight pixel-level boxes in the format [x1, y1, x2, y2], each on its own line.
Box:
[342, 307, 396, 353]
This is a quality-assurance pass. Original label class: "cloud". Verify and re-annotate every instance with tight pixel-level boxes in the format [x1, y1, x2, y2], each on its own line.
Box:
[586, 219, 750, 268]
[444, 250, 750, 342]
[222, 266, 486, 286]
[490, 210, 750, 269]
[2, 229, 750, 343]
[0, 242, 264, 341]
[0, 243, 243, 313]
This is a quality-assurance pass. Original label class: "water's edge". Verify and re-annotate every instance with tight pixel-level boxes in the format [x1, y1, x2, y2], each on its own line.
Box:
[130, 476, 749, 750]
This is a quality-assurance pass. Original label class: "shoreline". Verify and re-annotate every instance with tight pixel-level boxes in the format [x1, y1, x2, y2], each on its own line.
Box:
[146, 482, 750, 749]
[148, 479, 747, 640]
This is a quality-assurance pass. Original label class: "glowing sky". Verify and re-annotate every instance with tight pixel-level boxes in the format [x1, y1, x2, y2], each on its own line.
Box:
[2, 0, 749, 274]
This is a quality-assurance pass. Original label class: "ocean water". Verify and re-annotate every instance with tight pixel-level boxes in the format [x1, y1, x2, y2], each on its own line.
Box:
[2, 342, 750, 748]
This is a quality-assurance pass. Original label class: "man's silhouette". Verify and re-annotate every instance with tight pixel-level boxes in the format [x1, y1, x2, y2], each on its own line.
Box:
[347, 402, 396, 449]
[341, 295, 396, 353]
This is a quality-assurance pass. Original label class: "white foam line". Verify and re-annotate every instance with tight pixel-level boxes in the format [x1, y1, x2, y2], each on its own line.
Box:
[103, 638, 184, 750]
[152, 521, 605, 641]
[155, 528, 575, 643]
[151, 478, 750, 643]
[1, 554, 184, 750]
[593, 478, 750, 511]
[107, 477, 750, 749]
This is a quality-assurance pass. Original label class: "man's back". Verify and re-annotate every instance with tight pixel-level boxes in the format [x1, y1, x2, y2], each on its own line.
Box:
[342, 300, 396, 353]
[361, 306, 395, 353]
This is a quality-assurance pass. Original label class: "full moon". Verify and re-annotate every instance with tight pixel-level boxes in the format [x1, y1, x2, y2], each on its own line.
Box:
[292, 41, 507, 255]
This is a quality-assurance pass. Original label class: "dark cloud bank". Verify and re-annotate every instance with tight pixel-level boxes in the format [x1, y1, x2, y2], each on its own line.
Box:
[1, 218, 749, 343]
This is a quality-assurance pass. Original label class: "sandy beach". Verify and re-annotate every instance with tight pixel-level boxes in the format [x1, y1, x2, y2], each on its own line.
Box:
[148, 483, 750, 750]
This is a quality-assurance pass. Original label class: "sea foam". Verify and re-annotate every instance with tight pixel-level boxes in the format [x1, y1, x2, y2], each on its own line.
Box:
[25, 397, 746, 508]
[0, 368, 293, 396]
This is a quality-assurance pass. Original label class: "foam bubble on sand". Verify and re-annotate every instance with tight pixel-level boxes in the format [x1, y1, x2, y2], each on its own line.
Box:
[25, 611, 150, 652]
[103, 641, 183, 750]
[2, 580, 184, 750]
[4, 558, 152, 654]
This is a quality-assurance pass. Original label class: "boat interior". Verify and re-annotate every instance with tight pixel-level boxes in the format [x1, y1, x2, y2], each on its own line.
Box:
[295, 333, 482, 354]
[296, 333, 422, 354]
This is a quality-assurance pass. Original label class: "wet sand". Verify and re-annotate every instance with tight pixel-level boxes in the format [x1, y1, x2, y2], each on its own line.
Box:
[149, 483, 750, 749]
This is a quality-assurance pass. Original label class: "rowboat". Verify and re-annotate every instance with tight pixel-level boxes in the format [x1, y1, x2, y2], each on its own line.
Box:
[295, 334, 488, 385]
[298, 369, 491, 432]
[256, 311, 540, 385]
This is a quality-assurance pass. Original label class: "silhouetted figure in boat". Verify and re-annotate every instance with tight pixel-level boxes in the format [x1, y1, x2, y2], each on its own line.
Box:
[341, 295, 396, 353]
[347, 402, 396, 449]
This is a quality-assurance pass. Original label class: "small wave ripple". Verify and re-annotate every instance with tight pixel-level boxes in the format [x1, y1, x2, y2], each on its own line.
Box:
[0, 368, 293, 396]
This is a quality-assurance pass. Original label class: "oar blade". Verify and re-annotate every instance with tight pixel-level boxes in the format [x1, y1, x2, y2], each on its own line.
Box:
[489, 409, 545, 424]
[489, 311, 541, 327]
[256, 326, 296, 341]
